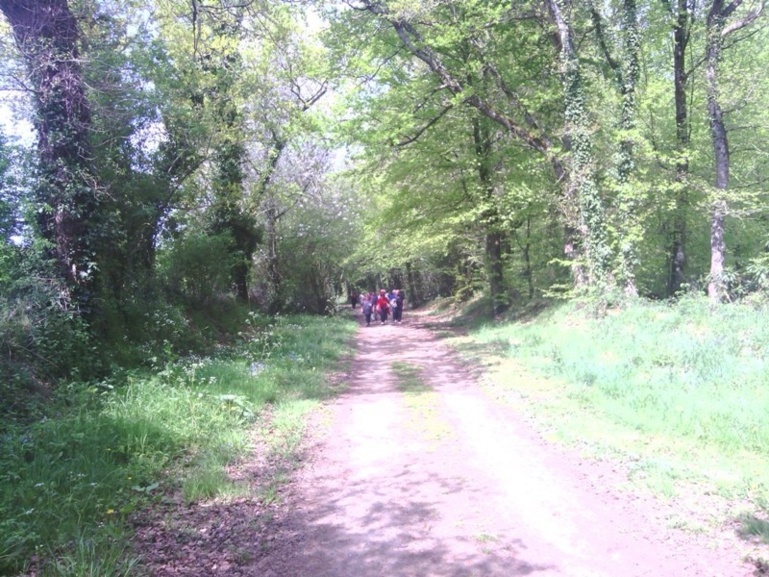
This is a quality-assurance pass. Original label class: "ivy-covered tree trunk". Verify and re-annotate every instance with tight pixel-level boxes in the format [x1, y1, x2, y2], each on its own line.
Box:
[211, 127, 259, 302]
[589, 0, 642, 296]
[202, 18, 261, 303]
[1, 0, 99, 307]
[616, 0, 642, 296]
[616, 0, 641, 185]
[547, 0, 611, 290]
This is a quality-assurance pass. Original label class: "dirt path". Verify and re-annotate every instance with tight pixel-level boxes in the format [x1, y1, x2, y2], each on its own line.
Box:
[250, 314, 752, 577]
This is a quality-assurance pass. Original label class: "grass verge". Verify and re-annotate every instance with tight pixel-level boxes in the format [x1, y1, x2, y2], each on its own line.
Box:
[446, 296, 769, 548]
[0, 313, 355, 576]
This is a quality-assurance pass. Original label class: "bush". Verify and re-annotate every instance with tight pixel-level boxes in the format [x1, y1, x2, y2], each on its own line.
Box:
[0, 248, 95, 428]
[157, 233, 238, 304]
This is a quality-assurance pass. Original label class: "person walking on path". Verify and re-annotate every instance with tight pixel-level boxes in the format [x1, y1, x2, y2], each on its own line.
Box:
[392, 289, 404, 323]
[369, 291, 378, 322]
[376, 289, 391, 324]
[361, 294, 373, 326]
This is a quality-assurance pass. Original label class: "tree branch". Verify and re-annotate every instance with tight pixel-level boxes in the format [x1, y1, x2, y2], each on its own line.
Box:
[387, 15, 550, 154]
[482, 61, 548, 143]
[395, 104, 453, 147]
[722, 0, 765, 36]
[587, 1, 620, 74]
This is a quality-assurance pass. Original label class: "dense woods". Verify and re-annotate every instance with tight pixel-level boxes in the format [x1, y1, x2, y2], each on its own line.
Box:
[0, 0, 767, 390]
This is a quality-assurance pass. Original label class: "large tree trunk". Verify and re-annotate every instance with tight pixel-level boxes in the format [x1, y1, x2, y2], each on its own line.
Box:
[546, 0, 611, 289]
[551, 153, 587, 288]
[205, 22, 260, 303]
[703, 0, 763, 301]
[705, 12, 730, 302]
[589, 0, 641, 295]
[211, 132, 259, 303]
[257, 133, 286, 312]
[1, 0, 98, 307]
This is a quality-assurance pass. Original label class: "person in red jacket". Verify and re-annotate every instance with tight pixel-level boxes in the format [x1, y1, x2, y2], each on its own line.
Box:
[376, 289, 391, 324]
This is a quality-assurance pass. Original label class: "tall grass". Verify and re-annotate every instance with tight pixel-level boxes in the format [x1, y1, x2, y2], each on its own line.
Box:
[0, 313, 355, 576]
[464, 296, 769, 502]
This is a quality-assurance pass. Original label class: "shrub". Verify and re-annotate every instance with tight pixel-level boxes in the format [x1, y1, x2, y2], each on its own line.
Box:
[157, 233, 238, 304]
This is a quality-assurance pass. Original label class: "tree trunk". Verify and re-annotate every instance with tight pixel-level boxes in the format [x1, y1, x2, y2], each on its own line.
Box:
[552, 154, 587, 288]
[486, 228, 505, 314]
[705, 5, 730, 301]
[405, 261, 421, 308]
[266, 199, 282, 313]
[523, 215, 534, 300]
[1, 0, 99, 307]
[709, 199, 727, 299]
[472, 117, 506, 317]
[257, 133, 286, 311]
[589, 0, 641, 295]
[666, 0, 692, 296]
[203, 27, 260, 303]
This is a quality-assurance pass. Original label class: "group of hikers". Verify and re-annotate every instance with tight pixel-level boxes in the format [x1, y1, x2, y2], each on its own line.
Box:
[350, 289, 405, 326]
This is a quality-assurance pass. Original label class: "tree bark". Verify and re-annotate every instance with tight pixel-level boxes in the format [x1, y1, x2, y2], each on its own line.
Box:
[255, 132, 286, 312]
[590, 0, 642, 296]
[405, 261, 421, 308]
[1, 0, 99, 306]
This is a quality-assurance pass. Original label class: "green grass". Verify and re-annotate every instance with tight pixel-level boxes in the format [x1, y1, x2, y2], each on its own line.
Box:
[391, 361, 451, 445]
[0, 313, 356, 576]
[391, 361, 431, 394]
[451, 295, 769, 536]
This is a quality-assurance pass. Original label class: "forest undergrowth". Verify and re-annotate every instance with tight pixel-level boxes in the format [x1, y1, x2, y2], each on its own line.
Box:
[0, 311, 356, 577]
[446, 295, 769, 551]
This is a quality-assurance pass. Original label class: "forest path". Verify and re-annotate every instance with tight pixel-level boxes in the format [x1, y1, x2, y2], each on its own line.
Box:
[250, 311, 750, 577]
